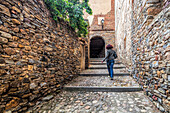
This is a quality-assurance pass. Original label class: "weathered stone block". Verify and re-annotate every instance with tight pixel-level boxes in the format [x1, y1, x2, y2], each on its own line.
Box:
[0, 69, 6, 75]
[12, 36, 19, 40]
[158, 88, 166, 94]
[0, 31, 12, 39]
[5, 97, 20, 110]
[28, 65, 33, 71]
[20, 29, 27, 34]
[0, 25, 9, 32]
[25, 46, 31, 51]
[12, 6, 21, 13]
[147, 7, 161, 16]
[8, 42, 18, 48]
[0, 4, 11, 17]
[12, 19, 21, 25]
[42, 95, 53, 101]
[147, 0, 160, 4]
[4, 48, 16, 55]
[22, 93, 32, 98]
[5, 60, 14, 64]
[44, 46, 53, 52]
[18, 44, 24, 48]
[0, 37, 8, 43]
[12, 28, 20, 33]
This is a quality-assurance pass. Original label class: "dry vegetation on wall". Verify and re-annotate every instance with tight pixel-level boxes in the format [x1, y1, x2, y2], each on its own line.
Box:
[0, 0, 82, 112]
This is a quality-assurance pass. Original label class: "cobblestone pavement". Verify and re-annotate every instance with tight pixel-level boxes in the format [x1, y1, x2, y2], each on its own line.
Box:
[27, 59, 160, 113]
[66, 76, 139, 87]
[29, 91, 160, 113]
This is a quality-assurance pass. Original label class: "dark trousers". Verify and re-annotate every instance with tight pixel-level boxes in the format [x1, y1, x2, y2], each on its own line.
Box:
[107, 60, 115, 78]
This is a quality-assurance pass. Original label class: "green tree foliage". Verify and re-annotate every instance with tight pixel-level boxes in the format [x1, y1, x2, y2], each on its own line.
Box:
[44, 0, 92, 37]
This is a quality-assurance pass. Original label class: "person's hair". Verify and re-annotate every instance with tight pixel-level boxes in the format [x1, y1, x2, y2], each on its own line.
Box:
[106, 44, 113, 49]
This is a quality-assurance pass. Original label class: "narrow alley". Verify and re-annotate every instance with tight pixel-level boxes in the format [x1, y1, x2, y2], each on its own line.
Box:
[0, 0, 169, 113]
[28, 58, 160, 113]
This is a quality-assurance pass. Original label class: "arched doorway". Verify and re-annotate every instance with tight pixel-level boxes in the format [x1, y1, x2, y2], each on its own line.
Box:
[90, 36, 105, 58]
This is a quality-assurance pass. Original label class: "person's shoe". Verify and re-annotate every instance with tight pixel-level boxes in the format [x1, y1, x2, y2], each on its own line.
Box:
[110, 78, 113, 80]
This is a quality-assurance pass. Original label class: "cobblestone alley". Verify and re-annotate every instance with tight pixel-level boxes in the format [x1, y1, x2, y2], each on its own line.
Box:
[0, 0, 169, 113]
[27, 59, 161, 113]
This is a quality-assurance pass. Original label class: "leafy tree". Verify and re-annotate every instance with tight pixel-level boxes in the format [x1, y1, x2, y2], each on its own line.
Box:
[44, 0, 92, 37]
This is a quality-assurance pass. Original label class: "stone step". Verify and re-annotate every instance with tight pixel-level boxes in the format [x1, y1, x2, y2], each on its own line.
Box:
[80, 73, 130, 76]
[89, 64, 126, 69]
[90, 58, 119, 61]
[90, 58, 105, 61]
[67, 76, 139, 87]
[90, 59, 120, 62]
[64, 75, 141, 92]
[90, 60, 120, 62]
[80, 69, 128, 75]
[90, 62, 122, 65]
[63, 86, 142, 92]
[88, 66, 126, 69]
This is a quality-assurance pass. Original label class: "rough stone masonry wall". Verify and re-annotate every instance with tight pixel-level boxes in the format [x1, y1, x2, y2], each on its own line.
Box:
[115, 0, 133, 66]
[131, 0, 170, 112]
[0, 0, 81, 112]
[90, 31, 115, 48]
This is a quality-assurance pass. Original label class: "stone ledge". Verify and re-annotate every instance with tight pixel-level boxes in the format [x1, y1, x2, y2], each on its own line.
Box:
[88, 67, 126, 69]
[79, 73, 130, 76]
[63, 86, 142, 92]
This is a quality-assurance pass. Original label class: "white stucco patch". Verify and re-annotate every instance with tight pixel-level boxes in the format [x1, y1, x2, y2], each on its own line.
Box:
[98, 17, 105, 25]
[89, 0, 111, 15]
[83, 0, 111, 25]
[87, 15, 94, 26]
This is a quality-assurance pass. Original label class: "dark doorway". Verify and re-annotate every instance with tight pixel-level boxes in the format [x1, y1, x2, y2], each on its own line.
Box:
[90, 37, 105, 58]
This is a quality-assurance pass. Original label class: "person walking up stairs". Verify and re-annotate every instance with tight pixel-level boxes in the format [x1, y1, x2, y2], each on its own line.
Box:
[102, 44, 117, 80]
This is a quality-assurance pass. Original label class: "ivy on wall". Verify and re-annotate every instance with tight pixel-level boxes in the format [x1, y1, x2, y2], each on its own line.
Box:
[44, 0, 92, 37]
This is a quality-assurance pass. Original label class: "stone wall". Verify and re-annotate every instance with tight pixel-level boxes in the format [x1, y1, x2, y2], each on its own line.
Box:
[83, 0, 115, 30]
[115, 0, 170, 112]
[115, 0, 133, 66]
[89, 0, 115, 31]
[0, 0, 82, 112]
[90, 31, 115, 48]
[84, 0, 115, 58]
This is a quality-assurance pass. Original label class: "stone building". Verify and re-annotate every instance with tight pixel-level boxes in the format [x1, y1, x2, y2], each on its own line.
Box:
[115, 0, 170, 112]
[84, 0, 115, 58]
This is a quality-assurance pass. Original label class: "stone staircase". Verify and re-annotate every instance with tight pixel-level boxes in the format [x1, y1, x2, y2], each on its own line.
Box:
[29, 58, 160, 113]
[64, 58, 142, 92]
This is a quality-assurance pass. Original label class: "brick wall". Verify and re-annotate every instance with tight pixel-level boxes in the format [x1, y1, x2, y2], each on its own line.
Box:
[0, 0, 82, 112]
[90, 0, 115, 31]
